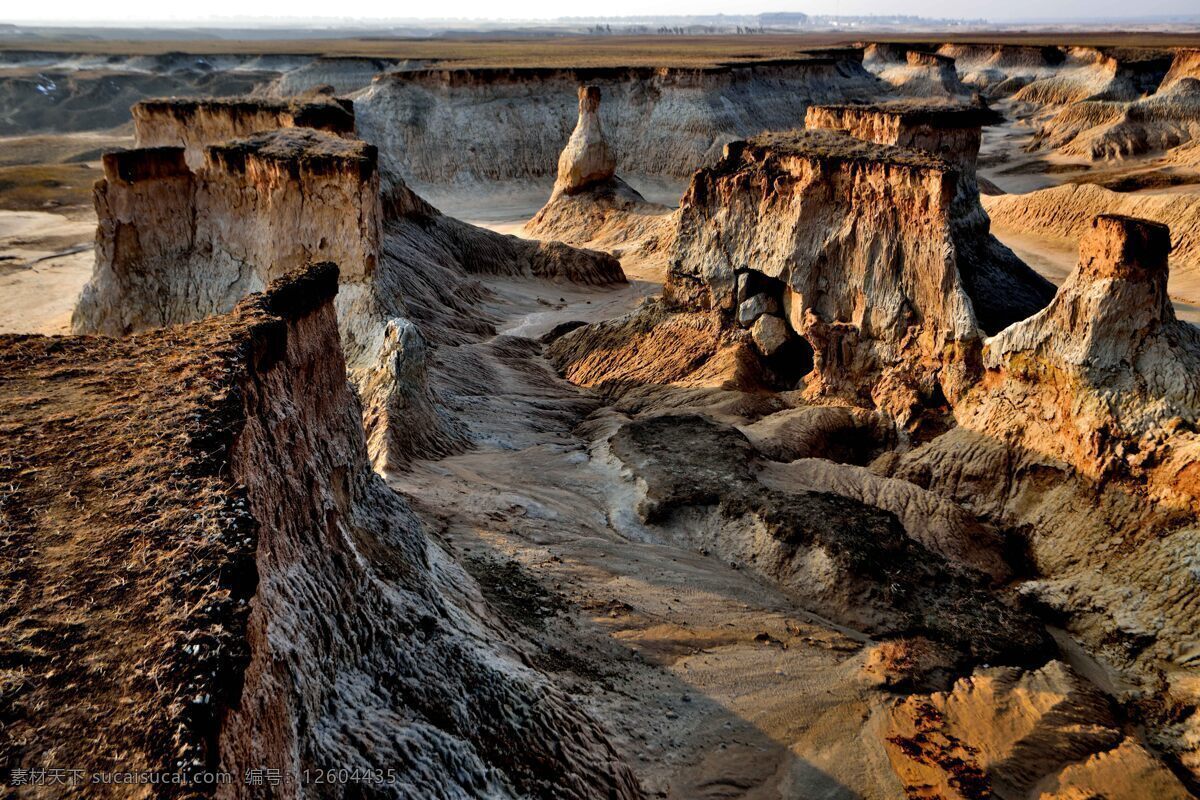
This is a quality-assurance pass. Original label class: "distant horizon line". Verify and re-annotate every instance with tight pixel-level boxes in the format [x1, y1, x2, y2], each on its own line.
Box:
[3, 11, 1200, 27]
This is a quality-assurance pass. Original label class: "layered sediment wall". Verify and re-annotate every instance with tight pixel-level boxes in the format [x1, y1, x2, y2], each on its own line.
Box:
[1162, 48, 1200, 92]
[0, 264, 642, 797]
[77, 130, 380, 336]
[983, 182, 1200, 274]
[73, 128, 458, 471]
[133, 96, 356, 168]
[805, 100, 1055, 332]
[862, 47, 969, 98]
[665, 129, 980, 422]
[352, 54, 884, 185]
[892, 217, 1200, 773]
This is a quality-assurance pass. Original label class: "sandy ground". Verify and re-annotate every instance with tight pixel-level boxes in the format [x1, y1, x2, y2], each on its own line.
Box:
[388, 252, 901, 797]
[0, 209, 95, 334]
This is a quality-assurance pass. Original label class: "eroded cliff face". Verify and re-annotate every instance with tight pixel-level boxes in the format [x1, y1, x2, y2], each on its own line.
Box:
[983, 181, 1200, 275]
[892, 216, 1200, 773]
[665, 130, 981, 423]
[132, 97, 356, 168]
[952, 215, 1200, 499]
[0, 264, 642, 798]
[73, 128, 460, 472]
[1030, 77, 1200, 162]
[218, 265, 641, 799]
[804, 100, 1055, 332]
[352, 54, 884, 185]
[862, 47, 970, 98]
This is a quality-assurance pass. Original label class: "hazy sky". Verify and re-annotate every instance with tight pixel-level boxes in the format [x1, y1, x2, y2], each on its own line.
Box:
[2, 0, 1197, 24]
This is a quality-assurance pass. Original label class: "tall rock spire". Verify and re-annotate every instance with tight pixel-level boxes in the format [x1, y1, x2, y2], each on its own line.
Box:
[555, 85, 617, 195]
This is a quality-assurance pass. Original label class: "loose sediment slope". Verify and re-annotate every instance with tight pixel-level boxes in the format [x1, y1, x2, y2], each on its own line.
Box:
[862, 46, 970, 98]
[73, 101, 623, 470]
[1028, 73, 1200, 163]
[804, 99, 1056, 331]
[983, 182, 1200, 276]
[352, 53, 884, 185]
[0, 264, 640, 797]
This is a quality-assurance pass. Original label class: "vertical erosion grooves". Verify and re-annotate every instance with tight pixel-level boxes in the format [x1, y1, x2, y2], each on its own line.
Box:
[351, 54, 884, 185]
[0, 264, 641, 797]
[804, 100, 1056, 332]
[219, 264, 643, 799]
[665, 129, 982, 426]
[72, 127, 463, 471]
[893, 216, 1200, 773]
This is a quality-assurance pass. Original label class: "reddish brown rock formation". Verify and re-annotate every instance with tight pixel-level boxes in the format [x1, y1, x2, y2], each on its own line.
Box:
[664, 130, 981, 424]
[890, 217, 1200, 773]
[1163, 48, 1200, 92]
[884, 661, 1190, 798]
[959, 214, 1199, 489]
[805, 100, 1056, 332]
[1, 264, 642, 798]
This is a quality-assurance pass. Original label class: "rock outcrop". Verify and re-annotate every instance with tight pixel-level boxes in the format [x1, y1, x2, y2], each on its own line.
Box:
[1030, 76, 1200, 162]
[352, 53, 884, 185]
[892, 217, 1200, 770]
[804, 100, 1055, 332]
[955, 214, 1200, 494]
[1, 264, 642, 798]
[883, 660, 1191, 798]
[74, 110, 624, 470]
[934, 43, 1067, 98]
[71, 130, 460, 472]
[525, 86, 675, 259]
[1163, 48, 1200, 92]
[555, 85, 616, 194]
[132, 96, 356, 168]
[664, 130, 981, 422]
[1008, 47, 1172, 108]
[863, 48, 970, 98]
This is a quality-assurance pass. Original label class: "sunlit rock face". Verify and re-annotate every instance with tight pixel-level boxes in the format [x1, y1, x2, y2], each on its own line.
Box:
[892, 217, 1200, 772]
[805, 100, 1056, 332]
[664, 129, 981, 425]
[525, 85, 676, 257]
[73, 129, 459, 472]
[956, 214, 1200, 491]
[555, 85, 617, 194]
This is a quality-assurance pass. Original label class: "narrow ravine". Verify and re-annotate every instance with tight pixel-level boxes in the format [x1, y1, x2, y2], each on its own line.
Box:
[387, 267, 908, 797]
